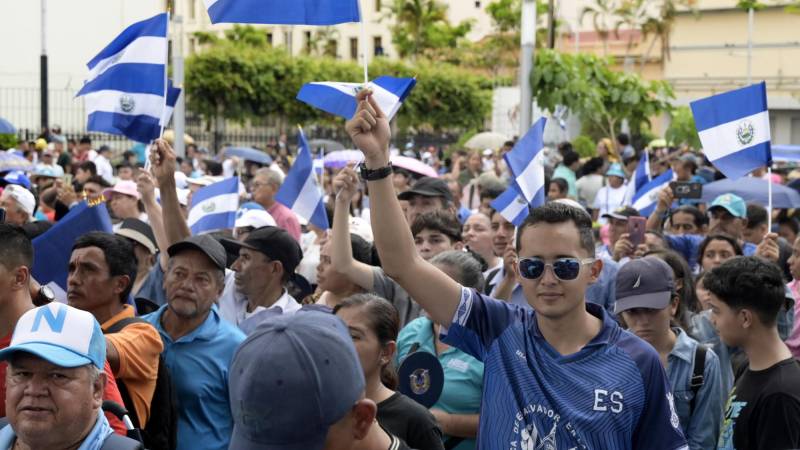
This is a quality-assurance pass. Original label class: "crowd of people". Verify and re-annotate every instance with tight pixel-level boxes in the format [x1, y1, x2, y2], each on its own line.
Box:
[0, 91, 799, 450]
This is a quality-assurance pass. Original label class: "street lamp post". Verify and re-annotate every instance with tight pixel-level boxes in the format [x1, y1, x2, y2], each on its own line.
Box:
[519, 0, 537, 136]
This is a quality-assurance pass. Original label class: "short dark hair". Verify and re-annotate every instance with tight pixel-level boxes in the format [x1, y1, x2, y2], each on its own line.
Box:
[411, 210, 462, 243]
[562, 151, 580, 167]
[704, 256, 785, 326]
[549, 178, 569, 195]
[479, 184, 505, 201]
[670, 205, 707, 228]
[616, 133, 630, 146]
[78, 160, 98, 176]
[779, 217, 800, 235]
[0, 224, 33, 272]
[79, 136, 92, 145]
[557, 141, 574, 155]
[333, 293, 399, 389]
[350, 234, 374, 266]
[72, 232, 136, 304]
[518, 202, 595, 257]
[699, 233, 743, 267]
[746, 203, 768, 229]
[581, 157, 604, 175]
[203, 159, 223, 176]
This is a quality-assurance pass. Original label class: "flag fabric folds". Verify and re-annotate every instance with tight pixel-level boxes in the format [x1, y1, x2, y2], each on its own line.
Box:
[32, 203, 113, 294]
[690, 82, 772, 179]
[626, 151, 651, 205]
[275, 130, 330, 230]
[188, 177, 240, 235]
[503, 118, 547, 207]
[490, 186, 531, 227]
[631, 169, 674, 217]
[297, 76, 416, 121]
[204, 0, 360, 25]
[77, 13, 170, 143]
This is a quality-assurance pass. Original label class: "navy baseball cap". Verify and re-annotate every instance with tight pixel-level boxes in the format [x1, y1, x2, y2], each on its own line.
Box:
[228, 310, 365, 450]
[614, 257, 674, 313]
[398, 351, 444, 408]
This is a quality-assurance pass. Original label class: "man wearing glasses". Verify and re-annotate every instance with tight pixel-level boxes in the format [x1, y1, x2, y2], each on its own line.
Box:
[346, 90, 687, 450]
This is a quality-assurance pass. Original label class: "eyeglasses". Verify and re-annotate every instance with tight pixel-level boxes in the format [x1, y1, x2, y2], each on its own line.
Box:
[517, 257, 595, 281]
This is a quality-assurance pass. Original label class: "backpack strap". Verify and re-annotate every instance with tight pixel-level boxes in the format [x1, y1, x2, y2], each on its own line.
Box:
[101, 433, 144, 450]
[104, 317, 149, 335]
[483, 267, 501, 295]
[689, 344, 707, 416]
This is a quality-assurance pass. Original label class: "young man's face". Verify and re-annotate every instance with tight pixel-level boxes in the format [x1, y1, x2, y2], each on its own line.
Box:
[516, 222, 600, 319]
[491, 211, 515, 256]
[670, 211, 701, 235]
[708, 208, 744, 238]
[406, 195, 445, 225]
[707, 292, 745, 347]
[414, 228, 460, 260]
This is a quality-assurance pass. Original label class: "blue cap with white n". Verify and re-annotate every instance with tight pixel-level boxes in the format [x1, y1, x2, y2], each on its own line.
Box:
[0, 303, 106, 370]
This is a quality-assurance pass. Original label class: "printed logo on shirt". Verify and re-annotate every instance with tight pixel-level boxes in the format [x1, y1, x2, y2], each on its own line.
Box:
[446, 358, 469, 373]
[454, 287, 473, 327]
[510, 403, 588, 450]
[667, 392, 680, 429]
[718, 390, 746, 449]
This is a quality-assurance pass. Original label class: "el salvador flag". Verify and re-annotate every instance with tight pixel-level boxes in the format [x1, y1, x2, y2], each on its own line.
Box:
[275, 130, 329, 230]
[504, 118, 547, 206]
[32, 202, 113, 299]
[76, 13, 170, 143]
[297, 76, 416, 121]
[690, 82, 772, 179]
[204, 0, 360, 25]
[490, 186, 531, 227]
[631, 169, 674, 217]
[625, 151, 651, 205]
[188, 177, 240, 235]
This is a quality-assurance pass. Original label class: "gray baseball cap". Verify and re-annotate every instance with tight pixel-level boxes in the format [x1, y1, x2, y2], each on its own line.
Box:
[614, 257, 674, 313]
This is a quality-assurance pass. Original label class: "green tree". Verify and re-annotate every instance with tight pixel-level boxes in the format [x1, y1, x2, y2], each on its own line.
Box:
[386, 0, 473, 59]
[665, 106, 701, 149]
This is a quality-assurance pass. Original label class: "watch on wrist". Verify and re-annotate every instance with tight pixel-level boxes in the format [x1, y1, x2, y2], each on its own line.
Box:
[35, 285, 55, 306]
[360, 162, 393, 181]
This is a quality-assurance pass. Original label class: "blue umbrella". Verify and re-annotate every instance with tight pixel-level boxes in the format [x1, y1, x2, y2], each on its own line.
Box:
[0, 117, 16, 134]
[0, 153, 33, 172]
[701, 177, 800, 209]
[223, 147, 273, 165]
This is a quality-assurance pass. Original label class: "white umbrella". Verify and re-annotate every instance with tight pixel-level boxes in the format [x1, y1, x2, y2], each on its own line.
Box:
[464, 132, 510, 151]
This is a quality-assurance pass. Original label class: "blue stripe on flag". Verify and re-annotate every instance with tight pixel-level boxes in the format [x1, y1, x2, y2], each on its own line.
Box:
[206, 0, 360, 25]
[490, 186, 530, 227]
[709, 141, 772, 180]
[88, 111, 161, 143]
[77, 64, 166, 97]
[374, 76, 416, 103]
[503, 118, 546, 207]
[86, 13, 168, 70]
[275, 130, 329, 230]
[296, 83, 358, 119]
[691, 82, 768, 131]
[32, 203, 113, 290]
[190, 212, 236, 235]
[632, 169, 673, 217]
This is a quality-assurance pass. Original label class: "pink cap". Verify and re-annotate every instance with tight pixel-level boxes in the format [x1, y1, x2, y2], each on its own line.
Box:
[103, 180, 141, 201]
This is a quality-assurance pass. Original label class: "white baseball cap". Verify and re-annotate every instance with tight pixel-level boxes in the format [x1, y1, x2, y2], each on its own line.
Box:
[2, 184, 36, 218]
[0, 303, 106, 370]
[235, 209, 277, 229]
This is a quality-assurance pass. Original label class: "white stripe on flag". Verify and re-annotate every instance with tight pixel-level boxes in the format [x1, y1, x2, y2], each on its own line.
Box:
[187, 193, 239, 228]
[515, 151, 545, 201]
[292, 173, 323, 221]
[86, 36, 168, 82]
[310, 81, 360, 96]
[83, 90, 166, 117]
[500, 195, 528, 223]
[369, 82, 402, 119]
[204, 0, 220, 8]
[698, 110, 770, 162]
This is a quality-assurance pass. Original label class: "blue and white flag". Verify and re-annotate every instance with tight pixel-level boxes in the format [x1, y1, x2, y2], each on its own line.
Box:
[625, 150, 651, 205]
[204, 0, 360, 25]
[690, 82, 772, 179]
[631, 169, 674, 217]
[77, 13, 169, 143]
[188, 177, 240, 235]
[313, 150, 325, 177]
[490, 186, 530, 227]
[503, 118, 547, 206]
[297, 76, 416, 121]
[32, 202, 113, 296]
[276, 130, 329, 230]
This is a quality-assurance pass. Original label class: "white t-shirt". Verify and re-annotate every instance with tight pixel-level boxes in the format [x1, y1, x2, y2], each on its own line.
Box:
[593, 184, 628, 224]
[576, 174, 604, 207]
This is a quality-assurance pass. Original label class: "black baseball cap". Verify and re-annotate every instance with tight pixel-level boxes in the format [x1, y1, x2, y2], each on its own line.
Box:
[614, 257, 674, 313]
[602, 206, 640, 221]
[221, 226, 303, 274]
[116, 218, 157, 254]
[397, 177, 453, 203]
[167, 235, 227, 271]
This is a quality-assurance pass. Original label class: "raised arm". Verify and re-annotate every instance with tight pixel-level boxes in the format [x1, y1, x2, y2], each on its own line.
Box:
[137, 171, 169, 270]
[151, 139, 191, 245]
[330, 167, 377, 289]
[345, 90, 461, 326]
[647, 187, 674, 232]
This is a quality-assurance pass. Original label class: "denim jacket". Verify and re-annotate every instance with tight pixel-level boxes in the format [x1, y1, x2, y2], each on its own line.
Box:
[667, 328, 727, 450]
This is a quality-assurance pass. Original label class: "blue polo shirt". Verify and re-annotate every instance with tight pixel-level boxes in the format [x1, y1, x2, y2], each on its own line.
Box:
[143, 304, 245, 450]
[443, 287, 688, 450]
[396, 317, 484, 450]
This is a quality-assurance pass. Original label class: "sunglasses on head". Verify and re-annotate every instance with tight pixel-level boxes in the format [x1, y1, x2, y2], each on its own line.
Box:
[518, 257, 595, 281]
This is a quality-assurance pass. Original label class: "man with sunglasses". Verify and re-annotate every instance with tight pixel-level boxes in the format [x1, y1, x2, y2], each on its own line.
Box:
[346, 90, 687, 450]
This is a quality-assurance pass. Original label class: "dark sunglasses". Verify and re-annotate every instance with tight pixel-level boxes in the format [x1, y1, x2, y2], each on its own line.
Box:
[518, 257, 595, 281]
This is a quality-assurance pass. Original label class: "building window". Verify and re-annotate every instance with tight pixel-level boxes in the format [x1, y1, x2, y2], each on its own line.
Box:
[350, 37, 358, 60]
[305, 31, 313, 53]
[375, 0, 381, 12]
[189, 0, 196, 19]
[324, 39, 338, 57]
[373, 36, 384, 57]
[475, 1, 481, 6]
[267, 32, 273, 46]
[284, 31, 293, 53]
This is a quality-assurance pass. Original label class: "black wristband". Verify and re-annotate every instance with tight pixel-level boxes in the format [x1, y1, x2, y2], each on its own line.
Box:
[360, 162, 393, 181]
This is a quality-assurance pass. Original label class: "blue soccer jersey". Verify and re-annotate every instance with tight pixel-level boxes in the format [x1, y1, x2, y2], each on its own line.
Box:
[443, 287, 688, 450]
